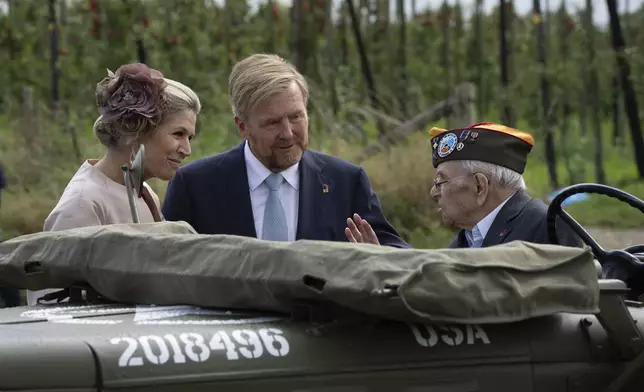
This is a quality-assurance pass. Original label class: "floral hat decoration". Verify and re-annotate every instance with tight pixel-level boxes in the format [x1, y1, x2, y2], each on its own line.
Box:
[95, 63, 168, 138]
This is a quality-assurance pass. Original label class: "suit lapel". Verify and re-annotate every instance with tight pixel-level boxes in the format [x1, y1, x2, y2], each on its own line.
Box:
[223, 142, 257, 237]
[449, 231, 469, 248]
[481, 190, 533, 247]
[296, 151, 332, 240]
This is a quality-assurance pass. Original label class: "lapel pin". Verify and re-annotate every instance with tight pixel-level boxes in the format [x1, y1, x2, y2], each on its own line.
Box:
[322, 184, 329, 193]
[499, 228, 508, 237]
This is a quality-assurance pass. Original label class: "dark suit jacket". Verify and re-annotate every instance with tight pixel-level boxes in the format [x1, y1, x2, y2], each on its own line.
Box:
[448, 190, 584, 248]
[162, 143, 410, 248]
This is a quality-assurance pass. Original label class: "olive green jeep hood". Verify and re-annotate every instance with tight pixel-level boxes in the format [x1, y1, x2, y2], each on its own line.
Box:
[0, 221, 599, 324]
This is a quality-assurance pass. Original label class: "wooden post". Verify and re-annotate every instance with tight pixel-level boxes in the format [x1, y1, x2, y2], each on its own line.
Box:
[359, 83, 477, 160]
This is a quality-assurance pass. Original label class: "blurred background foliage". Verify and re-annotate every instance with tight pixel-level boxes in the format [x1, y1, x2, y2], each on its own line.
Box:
[0, 0, 642, 248]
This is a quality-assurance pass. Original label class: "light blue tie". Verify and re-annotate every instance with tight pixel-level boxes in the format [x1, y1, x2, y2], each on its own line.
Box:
[467, 226, 484, 248]
[262, 173, 288, 241]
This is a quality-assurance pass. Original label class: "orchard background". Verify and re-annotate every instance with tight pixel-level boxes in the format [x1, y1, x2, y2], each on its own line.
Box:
[0, 0, 643, 248]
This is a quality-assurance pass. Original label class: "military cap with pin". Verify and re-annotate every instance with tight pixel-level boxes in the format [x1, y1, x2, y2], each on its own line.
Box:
[428, 122, 536, 174]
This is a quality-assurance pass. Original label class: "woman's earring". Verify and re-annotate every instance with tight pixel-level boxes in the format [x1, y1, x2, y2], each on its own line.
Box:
[130, 143, 141, 163]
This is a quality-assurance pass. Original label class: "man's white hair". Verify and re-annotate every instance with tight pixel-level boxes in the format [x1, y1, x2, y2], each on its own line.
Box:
[459, 160, 526, 190]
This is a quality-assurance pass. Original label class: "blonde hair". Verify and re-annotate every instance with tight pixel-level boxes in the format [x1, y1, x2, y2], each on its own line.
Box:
[93, 76, 201, 148]
[228, 53, 308, 121]
[164, 78, 202, 117]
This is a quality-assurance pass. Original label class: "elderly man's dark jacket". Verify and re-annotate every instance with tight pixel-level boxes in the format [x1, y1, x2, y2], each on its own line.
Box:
[448, 190, 583, 248]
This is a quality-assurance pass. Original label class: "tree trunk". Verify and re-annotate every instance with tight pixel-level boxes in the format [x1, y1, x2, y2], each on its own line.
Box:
[473, 0, 484, 117]
[558, 6, 575, 185]
[48, 0, 59, 112]
[611, 71, 622, 145]
[499, 0, 514, 127]
[346, 0, 385, 138]
[606, 0, 644, 178]
[324, 0, 339, 115]
[290, 0, 306, 74]
[533, 0, 558, 189]
[584, 0, 606, 184]
[396, 0, 407, 117]
[441, 1, 451, 106]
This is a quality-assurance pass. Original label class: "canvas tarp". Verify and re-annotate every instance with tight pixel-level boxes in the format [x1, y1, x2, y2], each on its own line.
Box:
[0, 221, 600, 324]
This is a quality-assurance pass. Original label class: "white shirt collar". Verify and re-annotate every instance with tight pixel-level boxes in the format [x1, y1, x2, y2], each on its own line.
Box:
[244, 140, 300, 191]
[466, 191, 516, 246]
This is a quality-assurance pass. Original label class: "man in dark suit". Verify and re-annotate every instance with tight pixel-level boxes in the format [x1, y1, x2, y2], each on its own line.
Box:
[162, 54, 409, 248]
[345, 122, 582, 249]
[428, 122, 582, 249]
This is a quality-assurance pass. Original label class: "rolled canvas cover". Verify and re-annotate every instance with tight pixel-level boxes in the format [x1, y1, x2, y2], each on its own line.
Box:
[0, 222, 600, 324]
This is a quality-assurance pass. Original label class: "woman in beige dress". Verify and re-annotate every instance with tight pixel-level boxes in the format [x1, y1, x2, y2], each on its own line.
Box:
[28, 63, 201, 305]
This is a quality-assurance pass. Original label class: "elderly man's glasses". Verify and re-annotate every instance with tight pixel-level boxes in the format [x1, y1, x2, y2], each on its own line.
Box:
[432, 174, 472, 189]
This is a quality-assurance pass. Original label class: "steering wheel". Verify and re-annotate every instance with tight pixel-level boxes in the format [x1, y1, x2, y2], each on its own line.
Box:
[546, 183, 644, 297]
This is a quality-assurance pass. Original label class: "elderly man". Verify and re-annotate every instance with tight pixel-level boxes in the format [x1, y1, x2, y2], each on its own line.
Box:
[346, 122, 582, 248]
[162, 53, 409, 248]
[429, 122, 582, 248]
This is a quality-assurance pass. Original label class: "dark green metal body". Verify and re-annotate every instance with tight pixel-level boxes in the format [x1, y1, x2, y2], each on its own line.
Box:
[1, 280, 643, 392]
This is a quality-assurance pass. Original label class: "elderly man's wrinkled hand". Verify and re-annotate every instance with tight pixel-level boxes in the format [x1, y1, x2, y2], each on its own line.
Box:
[345, 213, 380, 245]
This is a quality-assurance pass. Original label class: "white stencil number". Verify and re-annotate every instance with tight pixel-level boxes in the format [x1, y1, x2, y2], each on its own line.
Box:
[110, 337, 144, 367]
[232, 329, 264, 359]
[180, 332, 211, 362]
[259, 328, 290, 357]
[110, 328, 291, 367]
[139, 335, 170, 365]
[209, 331, 239, 360]
[163, 334, 187, 364]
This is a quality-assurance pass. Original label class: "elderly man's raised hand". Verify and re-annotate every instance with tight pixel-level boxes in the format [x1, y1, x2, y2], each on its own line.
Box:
[345, 213, 380, 245]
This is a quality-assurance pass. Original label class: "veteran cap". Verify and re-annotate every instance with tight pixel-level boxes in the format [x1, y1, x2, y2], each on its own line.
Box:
[428, 122, 535, 174]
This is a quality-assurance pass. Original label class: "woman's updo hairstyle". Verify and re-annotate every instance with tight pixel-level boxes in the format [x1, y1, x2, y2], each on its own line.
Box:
[92, 63, 200, 148]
